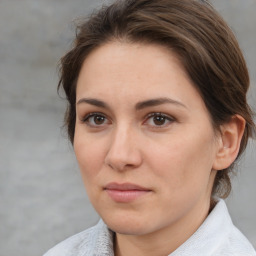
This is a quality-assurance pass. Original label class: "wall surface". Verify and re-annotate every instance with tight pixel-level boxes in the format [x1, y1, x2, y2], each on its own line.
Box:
[0, 1, 255, 255]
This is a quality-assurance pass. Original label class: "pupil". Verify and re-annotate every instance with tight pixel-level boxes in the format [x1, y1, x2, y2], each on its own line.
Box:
[94, 115, 105, 124]
[154, 116, 165, 125]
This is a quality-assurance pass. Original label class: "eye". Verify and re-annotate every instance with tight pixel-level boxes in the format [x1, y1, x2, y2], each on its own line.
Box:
[144, 113, 174, 127]
[82, 112, 110, 127]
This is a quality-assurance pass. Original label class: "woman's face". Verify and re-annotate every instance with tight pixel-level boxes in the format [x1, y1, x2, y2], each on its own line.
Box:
[74, 42, 220, 236]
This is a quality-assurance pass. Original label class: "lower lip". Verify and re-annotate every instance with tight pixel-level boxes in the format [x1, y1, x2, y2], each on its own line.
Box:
[105, 189, 150, 203]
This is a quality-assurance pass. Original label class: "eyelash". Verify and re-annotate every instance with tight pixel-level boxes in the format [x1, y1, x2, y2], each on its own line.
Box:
[144, 112, 175, 128]
[82, 112, 110, 127]
[81, 112, 175, 128]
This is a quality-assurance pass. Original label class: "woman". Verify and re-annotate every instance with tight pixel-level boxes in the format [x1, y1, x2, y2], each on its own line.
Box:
[44, 0, 256, 255]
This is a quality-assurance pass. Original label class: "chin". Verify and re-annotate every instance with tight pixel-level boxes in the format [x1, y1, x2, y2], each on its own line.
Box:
[102, 214, 153, 235]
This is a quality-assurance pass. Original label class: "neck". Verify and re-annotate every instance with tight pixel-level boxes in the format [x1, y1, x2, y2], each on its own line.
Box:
[114, 198, 212, 256]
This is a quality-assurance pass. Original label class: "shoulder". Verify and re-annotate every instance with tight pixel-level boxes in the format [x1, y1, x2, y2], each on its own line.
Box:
[207, 200, 256, 256]
[214, 224, 256, 256]
[43, 220, 114, 256]
[213, 200, 256, 256]
[43, 225, 96, 256]
[171, 199, 256, 256]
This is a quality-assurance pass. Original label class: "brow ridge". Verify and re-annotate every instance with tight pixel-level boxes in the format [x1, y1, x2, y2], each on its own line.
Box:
[77, 98, 109, 109]
[135, 97, 187, 110]
[76, 97, 186, 110]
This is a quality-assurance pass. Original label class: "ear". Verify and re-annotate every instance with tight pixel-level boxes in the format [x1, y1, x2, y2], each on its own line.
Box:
[213, 115, 246, 171]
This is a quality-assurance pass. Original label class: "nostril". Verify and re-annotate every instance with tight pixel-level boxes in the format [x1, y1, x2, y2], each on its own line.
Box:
[104, 150, 142, 172]
[104, 131, 143, 171]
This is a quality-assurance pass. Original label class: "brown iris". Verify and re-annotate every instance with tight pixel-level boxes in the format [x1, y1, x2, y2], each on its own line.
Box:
[94, 115, 105, 125]
[153, 116, 166, 126]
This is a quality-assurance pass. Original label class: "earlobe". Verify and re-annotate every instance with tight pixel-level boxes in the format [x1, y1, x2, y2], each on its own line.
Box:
[213, 115, 246, 171]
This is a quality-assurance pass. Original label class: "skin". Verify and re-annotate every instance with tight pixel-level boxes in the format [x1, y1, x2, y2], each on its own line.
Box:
[74, 42, 245, 256]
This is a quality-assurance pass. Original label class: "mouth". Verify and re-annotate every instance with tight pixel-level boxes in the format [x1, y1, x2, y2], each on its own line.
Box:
[104, 182, 152, 203]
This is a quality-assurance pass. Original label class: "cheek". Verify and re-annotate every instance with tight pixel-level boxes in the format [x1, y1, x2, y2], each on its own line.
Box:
[146, 130, 216, 189]
[73, 130, 106, 181]
[145, 132, 217, 219]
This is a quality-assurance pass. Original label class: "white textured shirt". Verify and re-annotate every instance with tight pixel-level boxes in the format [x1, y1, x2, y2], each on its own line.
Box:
[44, 200, 256, 255]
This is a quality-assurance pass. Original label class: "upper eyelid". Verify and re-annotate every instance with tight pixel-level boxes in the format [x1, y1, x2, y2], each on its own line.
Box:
[145, 112, 175, 120]
[81, 112, 110, 124]
[82, 112, 107, 119]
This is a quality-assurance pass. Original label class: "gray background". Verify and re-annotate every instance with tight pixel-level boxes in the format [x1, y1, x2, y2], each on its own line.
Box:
[0, 1, 255, 256]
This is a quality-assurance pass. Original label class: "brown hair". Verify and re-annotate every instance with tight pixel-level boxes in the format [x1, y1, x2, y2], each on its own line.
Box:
[58, 0, 255, 198]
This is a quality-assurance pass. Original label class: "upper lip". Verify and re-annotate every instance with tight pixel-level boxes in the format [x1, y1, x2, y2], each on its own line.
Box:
[104, 182, 151, 191]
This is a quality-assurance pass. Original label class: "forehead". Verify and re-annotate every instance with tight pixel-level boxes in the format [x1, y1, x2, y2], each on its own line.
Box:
[76, 42, 204, 109]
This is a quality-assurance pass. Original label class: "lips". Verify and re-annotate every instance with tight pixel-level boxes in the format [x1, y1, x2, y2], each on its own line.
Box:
[104, 182, 149, 191]
[104, 182, 151, 203]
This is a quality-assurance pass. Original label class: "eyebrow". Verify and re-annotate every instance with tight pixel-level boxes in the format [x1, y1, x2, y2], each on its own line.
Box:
[76, 97, 187, 110]
[77, 98, 109, 109]
[135, 97, 187, 110]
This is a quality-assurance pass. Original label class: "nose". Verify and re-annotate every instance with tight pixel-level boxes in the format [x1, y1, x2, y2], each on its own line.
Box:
[104, 126, 142, 172]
